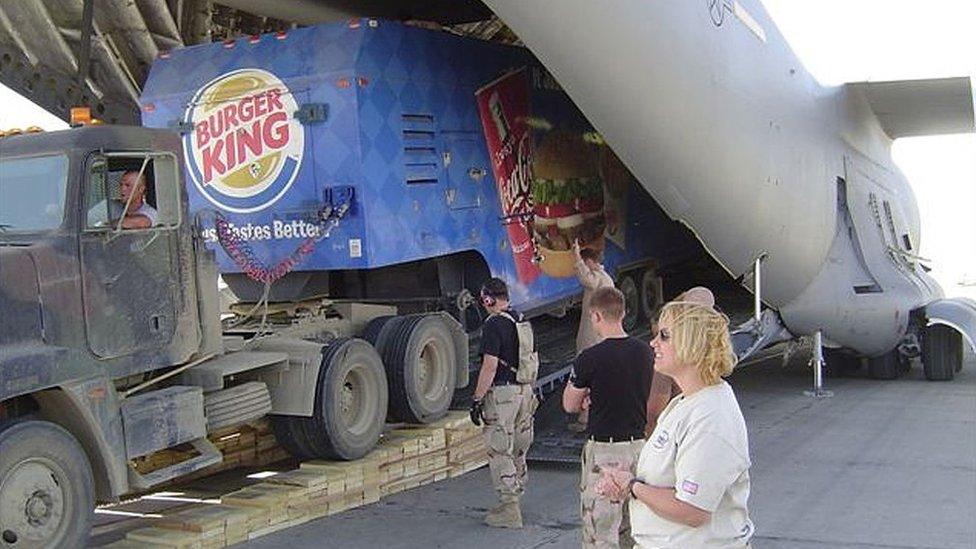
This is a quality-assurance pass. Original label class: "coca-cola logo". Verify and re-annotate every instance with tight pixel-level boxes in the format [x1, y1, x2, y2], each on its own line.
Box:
[495, 133, 534, 215]
[183, 69, 304, 213]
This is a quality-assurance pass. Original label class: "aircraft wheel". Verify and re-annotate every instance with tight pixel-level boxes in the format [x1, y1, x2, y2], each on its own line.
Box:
[380, 315, 458, 423]
[0, 420, 93, 548]
[867, 350, 901, 380]
[922, 324, 961, 381]
[823, 348, 860, 378]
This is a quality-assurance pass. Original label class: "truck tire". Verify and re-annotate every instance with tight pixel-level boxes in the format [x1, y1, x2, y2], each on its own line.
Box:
[638, 270, 662, 322]
[0, 420, 93, 548]
[380, 315, 458, 423]
[618, 273, 641, 332]
[867, 350, 901, 380]
[922, 324, 961, 381]
[272, 339, 388, 461]
[301, 338, 389, 460]
[270, 415, 319, 459]
[362, 315, 396, 346]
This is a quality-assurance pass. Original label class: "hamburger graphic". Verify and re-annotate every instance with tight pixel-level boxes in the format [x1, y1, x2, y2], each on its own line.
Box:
[530, 131, 607, 278]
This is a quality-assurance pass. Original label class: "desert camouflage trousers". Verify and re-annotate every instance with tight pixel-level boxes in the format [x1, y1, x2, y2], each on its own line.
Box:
[482, 384, 537, 501]
[581, 438, 646, 548]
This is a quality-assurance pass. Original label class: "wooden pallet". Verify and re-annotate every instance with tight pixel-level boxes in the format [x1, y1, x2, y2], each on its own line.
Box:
[108, 412, 487, 548]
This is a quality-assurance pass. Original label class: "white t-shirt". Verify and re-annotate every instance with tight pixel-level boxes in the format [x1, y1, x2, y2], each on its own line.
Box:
[630, 381, 754, 548]
[132, 202, 158, 226]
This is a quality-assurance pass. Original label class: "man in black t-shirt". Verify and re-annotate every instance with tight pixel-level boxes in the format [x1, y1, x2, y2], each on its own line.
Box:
[469, 277, 536, 529]
[563, 286, 659, 547]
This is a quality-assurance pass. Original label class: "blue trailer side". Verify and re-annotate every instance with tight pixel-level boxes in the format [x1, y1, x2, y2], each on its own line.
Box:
[141, 20, 686, 318]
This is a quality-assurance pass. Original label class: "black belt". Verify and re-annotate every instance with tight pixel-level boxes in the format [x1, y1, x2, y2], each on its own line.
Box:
[492, 381, 521, 387]
[588, 434, 644, 443]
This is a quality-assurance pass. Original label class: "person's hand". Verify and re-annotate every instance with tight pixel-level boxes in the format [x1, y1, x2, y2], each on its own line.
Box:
[572, 238, 581, 254]
[595, 465, 634, 502]
[469, 398, 484, 426]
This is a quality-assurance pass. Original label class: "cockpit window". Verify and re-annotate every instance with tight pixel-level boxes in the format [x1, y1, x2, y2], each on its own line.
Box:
[0, 154, 69, 232]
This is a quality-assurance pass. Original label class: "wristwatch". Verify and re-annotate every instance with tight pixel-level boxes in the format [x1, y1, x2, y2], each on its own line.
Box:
[628, 477, 643, 499]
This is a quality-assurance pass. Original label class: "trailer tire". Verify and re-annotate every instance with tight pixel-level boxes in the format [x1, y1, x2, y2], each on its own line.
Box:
[922, 324, 960, 381]
[618, 273, 641, 332]
[867, 350, 901, 380]
[0, 420, 93, 548]
[638, 270, 662, 322]
[381, 315, 458, 423]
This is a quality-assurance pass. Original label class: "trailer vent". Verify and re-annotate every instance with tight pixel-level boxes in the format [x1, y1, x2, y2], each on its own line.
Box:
[402, 113, 439, 184]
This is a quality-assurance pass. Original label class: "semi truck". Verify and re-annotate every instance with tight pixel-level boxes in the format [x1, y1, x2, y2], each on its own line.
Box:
[0, 20, 690, 546]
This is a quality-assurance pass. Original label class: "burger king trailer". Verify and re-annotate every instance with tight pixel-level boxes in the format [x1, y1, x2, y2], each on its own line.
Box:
[0, 21, 698, 546]
[140, 19, 693, 329]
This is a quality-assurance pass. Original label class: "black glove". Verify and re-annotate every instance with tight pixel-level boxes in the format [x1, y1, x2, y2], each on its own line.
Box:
[469, 398, 484, 426]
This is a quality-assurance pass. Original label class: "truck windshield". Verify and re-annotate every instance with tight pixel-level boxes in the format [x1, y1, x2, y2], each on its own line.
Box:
[0, 154, 69, 232]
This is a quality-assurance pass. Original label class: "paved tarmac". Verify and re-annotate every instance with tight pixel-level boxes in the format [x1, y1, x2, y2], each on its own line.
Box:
[240, 348, 976, 549]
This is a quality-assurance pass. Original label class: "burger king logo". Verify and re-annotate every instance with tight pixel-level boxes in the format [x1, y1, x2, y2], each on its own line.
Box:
[183, 69, 304, 213]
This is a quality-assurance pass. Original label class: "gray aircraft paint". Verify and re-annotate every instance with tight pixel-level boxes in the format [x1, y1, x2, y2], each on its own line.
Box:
[482, 0, 975, 356]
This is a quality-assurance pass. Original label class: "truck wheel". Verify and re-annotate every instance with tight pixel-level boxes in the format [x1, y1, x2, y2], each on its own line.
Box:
[381, 315, 458, 423]
[362, 315, 396, 346]
[297, 338, 388, 460]
[867, 350, 901, 380]
[922, 324, 961, 381]
[270, 415, 319, 460]
[618, 273, 641, 332]
[638, 270, 662, 322]
[0, 420, 93, 548]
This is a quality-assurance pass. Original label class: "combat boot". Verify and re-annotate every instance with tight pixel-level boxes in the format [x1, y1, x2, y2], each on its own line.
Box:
[485, 498, 523, 529]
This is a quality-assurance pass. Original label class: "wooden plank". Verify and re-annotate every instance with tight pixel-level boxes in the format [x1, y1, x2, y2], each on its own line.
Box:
[126, 527, 206, 548]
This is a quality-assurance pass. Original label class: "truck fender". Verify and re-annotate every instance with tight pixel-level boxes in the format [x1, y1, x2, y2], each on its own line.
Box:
[33, 378, 129, 502]
[923, 297, 976, 354]
[246, 337, 325, 416]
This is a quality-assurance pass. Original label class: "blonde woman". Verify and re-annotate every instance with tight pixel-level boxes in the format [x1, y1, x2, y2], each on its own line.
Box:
[597, 300, 754, 548]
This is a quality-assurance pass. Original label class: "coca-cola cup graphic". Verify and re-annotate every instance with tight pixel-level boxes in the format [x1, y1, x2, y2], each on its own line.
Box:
[476, 69, 541, 284]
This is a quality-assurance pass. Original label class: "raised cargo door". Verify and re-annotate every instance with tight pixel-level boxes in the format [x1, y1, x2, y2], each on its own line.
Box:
[443, 133, 489, 210]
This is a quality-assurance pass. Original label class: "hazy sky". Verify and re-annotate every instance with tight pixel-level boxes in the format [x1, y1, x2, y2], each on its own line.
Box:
[1, 0, 973, 297]
[760, 0, 976, 299]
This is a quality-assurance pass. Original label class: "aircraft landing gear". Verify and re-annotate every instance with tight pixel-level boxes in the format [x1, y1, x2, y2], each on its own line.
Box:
[921, 324, 962, 381]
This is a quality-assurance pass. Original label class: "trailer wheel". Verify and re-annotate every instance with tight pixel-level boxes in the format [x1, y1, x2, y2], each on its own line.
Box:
[618, 273, 641, 332]
[0, 420, 93, 548]
[381, 315, 458, 423]
[638, 270, 662, 322]
[922, 324, 961, 381]
[292, 338, 388, 460]
[867, 350, 901, 380]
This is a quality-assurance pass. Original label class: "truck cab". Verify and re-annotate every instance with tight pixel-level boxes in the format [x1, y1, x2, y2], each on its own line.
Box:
[0, 125, 466, 547]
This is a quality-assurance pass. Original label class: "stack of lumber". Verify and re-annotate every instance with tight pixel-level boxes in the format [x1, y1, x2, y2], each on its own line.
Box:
[111, 412, 487, 548]
[131, 420, 291, 482]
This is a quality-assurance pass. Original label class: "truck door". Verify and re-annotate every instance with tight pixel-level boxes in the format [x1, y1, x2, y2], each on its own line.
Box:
[443, 133, 490, 210]
[80, 153, 181, 360]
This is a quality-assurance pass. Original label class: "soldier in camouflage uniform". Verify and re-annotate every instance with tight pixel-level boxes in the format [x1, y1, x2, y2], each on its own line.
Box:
[469, 278, 537, 529]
